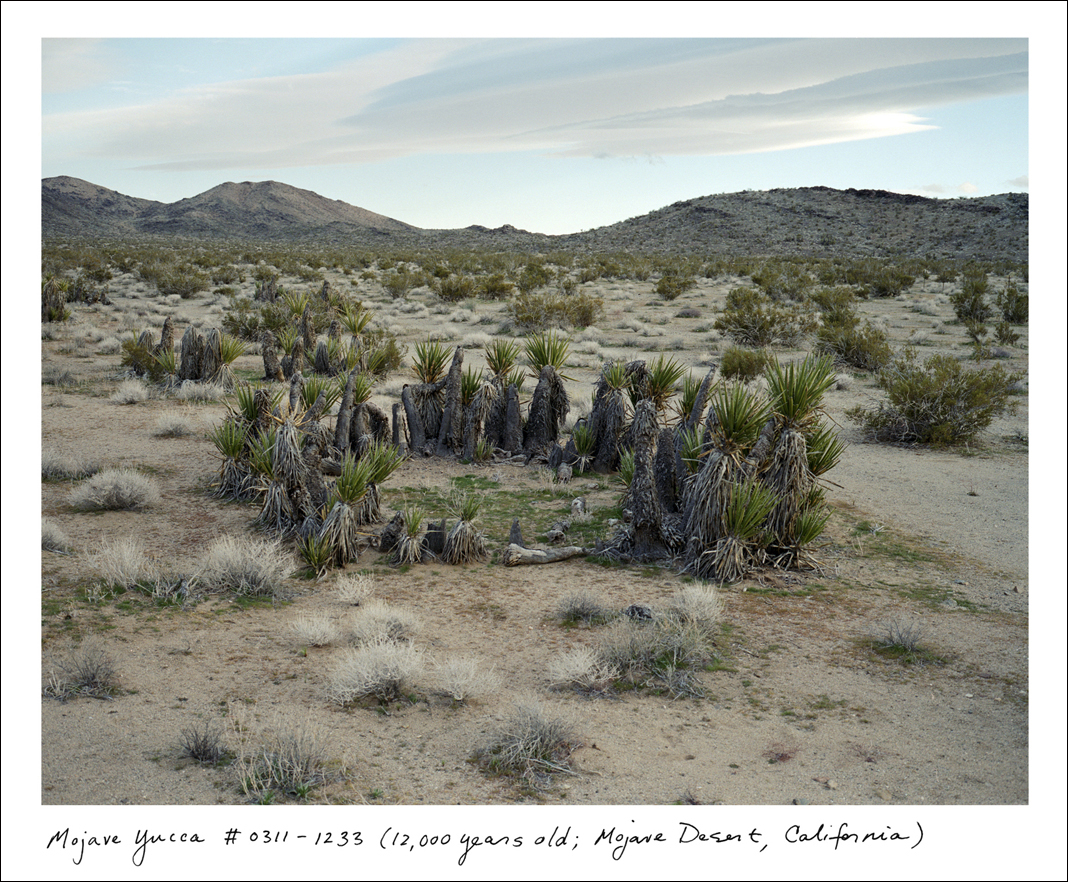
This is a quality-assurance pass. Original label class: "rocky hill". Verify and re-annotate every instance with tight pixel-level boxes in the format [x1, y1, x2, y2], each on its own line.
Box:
[42, 177, 1027, 261]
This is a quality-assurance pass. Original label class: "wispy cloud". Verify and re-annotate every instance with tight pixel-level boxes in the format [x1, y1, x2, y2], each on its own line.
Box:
[42, 38, 1027, 172]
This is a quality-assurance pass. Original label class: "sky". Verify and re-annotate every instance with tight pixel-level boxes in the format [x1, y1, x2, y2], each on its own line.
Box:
[27, 9, 1054, 235]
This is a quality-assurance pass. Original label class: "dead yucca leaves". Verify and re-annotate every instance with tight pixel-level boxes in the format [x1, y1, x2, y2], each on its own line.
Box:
[392, 502, 425, 566]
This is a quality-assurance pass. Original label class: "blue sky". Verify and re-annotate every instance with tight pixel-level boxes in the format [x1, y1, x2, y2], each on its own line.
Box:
[26, 7, 1053, 234]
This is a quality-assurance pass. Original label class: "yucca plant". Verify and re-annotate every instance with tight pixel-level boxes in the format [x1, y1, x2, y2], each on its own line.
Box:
[209, 332, 247, 391]
[805, 420, 846, 478]
[208, 419, 251, 499]
[638, 355, 687, 414]
[276, 325, 299, 356]
[762, 354, 836, 547]
[442, 491, 489, 564]
[678, 424, 706, 476]
[152, 348, 179, 387]
[524, 330, 571, 378]
[339, 301, 373, 339]
[460, 366, 485, 410]
[281, 289, 310, 318]
[358, 442, 406, 524]
[318, 453, 373, 566]
[300, 374, 342, 414]
[485, 338, 520, 380]
[572, 423, 595, 474]
[673, 373, 703, 424]
[695, 478, 776, 583]
[411, 338, 451, 385]
[392, 502, 426, 567]
[299, 532, 336, 579]
[707, 382, 770, 460]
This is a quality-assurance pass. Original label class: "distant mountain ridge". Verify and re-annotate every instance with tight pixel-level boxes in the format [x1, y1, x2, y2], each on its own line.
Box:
[42, 177, 1027, 261]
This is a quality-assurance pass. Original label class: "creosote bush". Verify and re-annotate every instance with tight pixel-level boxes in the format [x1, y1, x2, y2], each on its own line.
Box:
[69, 469, 161, 511]
[848, 349, 1021, 445]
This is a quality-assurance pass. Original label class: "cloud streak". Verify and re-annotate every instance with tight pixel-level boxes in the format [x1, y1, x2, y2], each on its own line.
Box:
[43, 38, 1027, 173]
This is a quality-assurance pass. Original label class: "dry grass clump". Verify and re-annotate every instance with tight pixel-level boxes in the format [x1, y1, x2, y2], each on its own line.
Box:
[86, 536, 158, 592]
[431, 656, 501, 705]
[335, 572, 375, 605]
[174, 380, 228, 402]
[69, 468, 161, 511]
[196, 535, 292, 598]
[475, 703, 582, 785]
[43, 644, 120, 701]
[153, 410, 197, 437]
[110, 378, 149, 404]
[232, 711, 332, 802]
[42, 517, 73, 553]
[665, 585, 723, 631]
[548, 647, 619, 694]
[42, 448, 98, 481]
[348, 599, 420, 644]
[556, 590, 611, 626]
[289, 611, 342, 647]
[595, 616, 714, 698]
[326, 639, 425, 704]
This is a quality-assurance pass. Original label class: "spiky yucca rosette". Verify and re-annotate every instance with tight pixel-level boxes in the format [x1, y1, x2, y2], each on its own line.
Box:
[442, 492, 489, 564]
[209, 419, 252, 500]
[319, 454, 372, 566]
[392, 503, 426, 567]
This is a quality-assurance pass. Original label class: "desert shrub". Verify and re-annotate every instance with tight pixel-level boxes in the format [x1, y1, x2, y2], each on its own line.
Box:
[42, 276, 71, 322]
[655, 272, 696, 301]
[719, 346, 771, 383]
[87, 536, 158, 591]
[179, 721, 230, 764]
[475, 703, 581, 784]
[557, 589, 611, 626]
[714, 287, 816, 347]
[42, 517, 72, 553]
[44, 644, 120, 700]
[510, 291, 603, 330]
[994, 321, 1020, 346]
[431, 656, 501, 704]
[289, 611, 341, 647]
[174, 380, 228, 401]
[477, 273, 514, 300]
[548, 647, 619, 694]
[335, 572, 375, 605]
[847, 349, 1021, 445]
[110, 378, 149, 404]
[596, 617, 712, 696]
[42, 448, 98, 481]
[435, 273, 476, 302]
[69, 469, 161, 511]
[950, 275, 993, 325]
[348, 600, 420, 644]
[665, 585, 723, 632]
[995, 282, 1028, 324]
[815, 321, 893, 372]
[153, 410, 197, 437]
[156, 264, 209, 299]
[234, 714, 331, 801]
[197, 535, 292, 598]
[327, 638, 424, 704]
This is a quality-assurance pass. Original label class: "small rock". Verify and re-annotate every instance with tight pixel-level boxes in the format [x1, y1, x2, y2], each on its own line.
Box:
[875, 788, 892, 801]
[827, 779, 839, 790]
[792, 798, 810, 805]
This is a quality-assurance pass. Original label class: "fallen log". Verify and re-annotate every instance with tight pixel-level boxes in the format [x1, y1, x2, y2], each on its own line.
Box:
[501, 543, 588, 566]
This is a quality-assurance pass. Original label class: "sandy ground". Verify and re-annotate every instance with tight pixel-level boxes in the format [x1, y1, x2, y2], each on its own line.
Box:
[25, 265, 1054, 876]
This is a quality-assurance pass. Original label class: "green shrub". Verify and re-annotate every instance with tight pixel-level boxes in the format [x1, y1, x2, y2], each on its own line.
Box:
[950, 275, 993, 325]
[510, 291, 603, 330]
[714, 287, 816, 347]
[815, 321, 892, 371]
[719, 346, 771, 383]
[996, 282, 1028, 324]
[435, 274, 476, 302]
[655, 272, 696, 301]
[847, 349, 1021, 445]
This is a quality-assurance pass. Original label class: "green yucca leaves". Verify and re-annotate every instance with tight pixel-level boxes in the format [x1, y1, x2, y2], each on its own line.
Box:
[709, 383, 770, 457]
[276, 326, 299, 355]
[300, 375, 342, 413]
[805, 421, 846, 477]
[765, 353, 836, 428]
[524, 330, 571, 377]
[208, 419, 247, 460]
[333, 453, 373, 506]
[602, 360, 629, 391]
[791, 504, 831, 547]
[485, 338, 520, 378]
[642, 355, 687, 412]
[362, 441, 406, 485]
[339, 301, 373, 337]
[722, 478, 776, 541]
[412, 338, 451, 385]
[217, 333, 247, 367]
[461, 366, 485, 408]
[678, 425, 706, 475]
